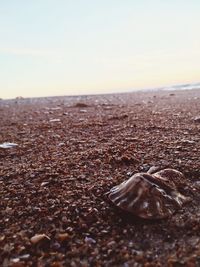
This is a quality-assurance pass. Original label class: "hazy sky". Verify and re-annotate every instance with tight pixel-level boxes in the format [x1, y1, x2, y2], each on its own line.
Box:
[0, 1, 200, 99]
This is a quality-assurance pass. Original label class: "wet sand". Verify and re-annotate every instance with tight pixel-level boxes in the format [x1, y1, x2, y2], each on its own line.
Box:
[0, 89, 200, 266]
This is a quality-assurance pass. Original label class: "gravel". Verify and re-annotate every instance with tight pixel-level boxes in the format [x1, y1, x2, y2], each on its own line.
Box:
[0, 89, 200, 266]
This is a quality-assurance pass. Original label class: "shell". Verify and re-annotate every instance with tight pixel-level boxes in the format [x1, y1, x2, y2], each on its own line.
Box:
[107, 169, 190, 219]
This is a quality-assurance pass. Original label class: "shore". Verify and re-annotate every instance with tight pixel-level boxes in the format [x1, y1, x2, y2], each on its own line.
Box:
[0, 89, 200, 266]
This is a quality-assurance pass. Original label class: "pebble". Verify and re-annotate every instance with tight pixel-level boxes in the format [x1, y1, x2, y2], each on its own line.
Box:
[85, 237, 96, 244]
[193, 181, 200, 190]
[57, 233, 70, 242]
[0, 142, 18, 149]
[49, 119, 61, 122]
[30, 234, 50, 244]
[194, 116, 200, 122]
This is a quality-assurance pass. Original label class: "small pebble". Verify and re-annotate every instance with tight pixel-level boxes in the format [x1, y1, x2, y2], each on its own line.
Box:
[194, 116, 200, 122]
[0, 142, 18, 149]
[85, 237, 96, 244]
[57, 233, 70, 242]
[30, 234, 50, 244]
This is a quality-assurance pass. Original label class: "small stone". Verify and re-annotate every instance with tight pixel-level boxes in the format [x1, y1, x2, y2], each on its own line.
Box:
[194, 116, 200, 122]
[66, 227, 73, 232]
[57, 233, 70, 242]
[85, 237, 96, 244]
[181, 139, 195, 144]
[30, 234, 50, 244]
[52, 242, 61, 250]
[0, 142, 18, 149]
[49, 119, 61, 122]
[19, 254, 30, 259]
[74, 102, 88, 108]
[193, 181, 200, 190]
[41, 182, 49, 186]
[61, 216, 68, 223]
[58, 142, 65, 146]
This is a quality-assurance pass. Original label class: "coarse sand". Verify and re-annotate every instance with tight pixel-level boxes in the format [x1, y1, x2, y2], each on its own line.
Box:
[0, 89, 200, 266]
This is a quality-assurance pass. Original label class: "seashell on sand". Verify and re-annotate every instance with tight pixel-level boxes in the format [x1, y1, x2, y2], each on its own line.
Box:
[107, 169, 190, 219]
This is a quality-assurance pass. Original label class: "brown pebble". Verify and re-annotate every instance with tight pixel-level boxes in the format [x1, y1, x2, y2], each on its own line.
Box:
[57, 233, 70, 242]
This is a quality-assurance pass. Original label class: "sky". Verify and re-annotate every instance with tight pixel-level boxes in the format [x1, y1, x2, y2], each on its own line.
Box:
[0, 0, 200, 99]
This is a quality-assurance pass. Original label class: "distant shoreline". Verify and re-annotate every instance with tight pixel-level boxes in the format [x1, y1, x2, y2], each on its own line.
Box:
[1, 82, 200, 101]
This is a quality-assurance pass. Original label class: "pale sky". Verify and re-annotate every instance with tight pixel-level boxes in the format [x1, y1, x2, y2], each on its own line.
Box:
[0, 0, 200, 99]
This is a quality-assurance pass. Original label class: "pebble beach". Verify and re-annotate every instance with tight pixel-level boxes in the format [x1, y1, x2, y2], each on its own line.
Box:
[0, 89, 200, 266]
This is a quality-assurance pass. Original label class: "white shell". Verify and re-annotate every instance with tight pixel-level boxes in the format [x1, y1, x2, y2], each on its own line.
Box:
[108, 169, 190, 219]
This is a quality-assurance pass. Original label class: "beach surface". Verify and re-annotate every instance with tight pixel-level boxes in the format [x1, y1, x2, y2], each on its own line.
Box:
[0, 89, 200, 266]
